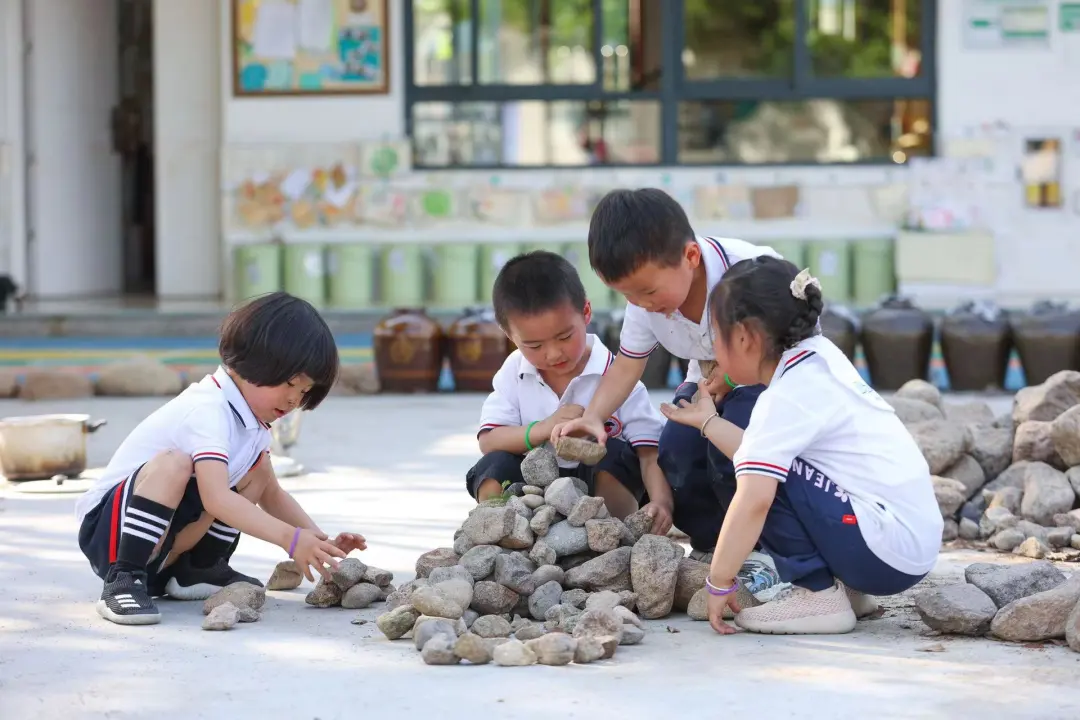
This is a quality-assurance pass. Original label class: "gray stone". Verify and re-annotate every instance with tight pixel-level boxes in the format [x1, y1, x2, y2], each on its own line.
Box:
[531, 564, 565, 587]
[330, 557, 368, 591]
[498, 513, 535, 550]
[361, 566, 394, 588]
[1068, 467, 1080, 500]
[521, 494, 546, 510]
[520, 445, 560, 488]
[414, 548, 460, 579]
[341, 583, 383, 609]
[1014, 536, 1049, 559]
[1013, 520, 1048, 540]
[942, 519, 959, 542]
[202, 602, 240, 631]
[573, 636, 608, 664]
[687, 588, 709, 621]
[933, 476, 967, 517]
[523, 485, 544, 495]
[494, 552, 537, 595]
[983, 461, 1033, 496]
[204, 582, 267, 614]
[376, 604, 420, 640]
[470, 614, 512, 638]
[896, 379, 942, 408]
[411, 585, 464, 619]
[559, 552, 594, 571]
[1066, 596, 1080, 652]
[630, 535, 684, 619]
[908, 419, 967, 475]
[913, 585, 997, 636]
[544, 520, 590, 557]
[619, 624, 645, 645]
[304, 579, 343, 608]
[543, 604, 583, 633]
[991, 576, 1080, 642]
[571, 609, 624, 643]
[1012, 370, 1080, 425]
[958, 517, 981, 541]
[453, 632, 491, 664]
[545, 477, 587, 516]
[459, 545, 502, 581]
[413, 617, 458, 651]
[1055, 509, 1080, 531]
[492, 639, 538, 666]
[414, 614, 468, 639]
[623, 508, 654, 544]
[1013, 421, 1065, 468]
[989, 528, 1026, 551]
[470, 581, 520, 615]
[945, 401, 995, 426]
[586, 518, 625, 553]
[462, 609, 479, 628]
[421, 635, 459, 665]
[529, 540, 557, 567]
[529, 505, 558, 536]
[433, 578, 473, 613]
[429, 564, 475, 587]
[1020, 462, 1075, 525]
[584, 590, 623, 613]
[889, 396, 943, 424]
[941, 454, 987, 500]
[507, 495, 534, 520]
[266, 561, 303, 591]
[966, 560, 1067, 608]
[236, 605, 260, 623]
[514, 621, 546, 641]
[561, 588, 590, 609]
[968, 425, 1014, 483]
[612, 604, 642, 628]
[453, 529, 476, 557]
[526, 632, 577, 666]
[1074, 535, 1080, 550]
[987, 486, 1023, 513]
[529, 580, 564, 621]
[462, 506, 517, 546]
[567, 495, 606, 526]
[565, 547, 633, 593]
[384, 579, 430, 611]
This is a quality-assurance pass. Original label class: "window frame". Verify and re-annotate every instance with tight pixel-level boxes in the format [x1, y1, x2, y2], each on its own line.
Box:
[403, 0, 937, 169]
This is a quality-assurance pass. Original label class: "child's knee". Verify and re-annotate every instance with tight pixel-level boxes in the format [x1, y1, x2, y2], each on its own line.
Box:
[139, 450, 193, 489]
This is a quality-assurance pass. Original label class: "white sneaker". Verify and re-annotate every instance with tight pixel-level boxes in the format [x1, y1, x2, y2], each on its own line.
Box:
[734, 582, 857, 635]
[845, 586, 880, 619]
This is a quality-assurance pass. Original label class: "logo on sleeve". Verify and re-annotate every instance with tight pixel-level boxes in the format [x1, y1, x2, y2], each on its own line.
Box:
[604, 416, 623, 439]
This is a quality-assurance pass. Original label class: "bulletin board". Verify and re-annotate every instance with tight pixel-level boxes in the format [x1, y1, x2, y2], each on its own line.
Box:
[232, 0, 389, 96]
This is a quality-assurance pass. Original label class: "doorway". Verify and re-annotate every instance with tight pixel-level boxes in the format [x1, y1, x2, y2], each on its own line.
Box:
[115, 0, 155, 296]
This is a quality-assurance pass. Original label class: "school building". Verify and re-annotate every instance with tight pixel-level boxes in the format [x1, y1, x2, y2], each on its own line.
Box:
[0, 0, 1077, 314]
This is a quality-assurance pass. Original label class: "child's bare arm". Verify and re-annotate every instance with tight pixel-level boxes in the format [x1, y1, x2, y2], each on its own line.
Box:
[479, 404, 584, 455]
[553, 354, 647, 444]
[258, 465, 320, 532]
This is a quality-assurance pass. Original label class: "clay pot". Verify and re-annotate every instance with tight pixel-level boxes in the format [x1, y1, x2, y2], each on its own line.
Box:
[603, 313, 672, 390]
[1010, 301, 1080, 386]
[819, 305, 859, 360]
[940, 301, 1011, 391]
[447, 308, 512, 392]
[373, 308, 445, 393]
[860, 296, 934, 391]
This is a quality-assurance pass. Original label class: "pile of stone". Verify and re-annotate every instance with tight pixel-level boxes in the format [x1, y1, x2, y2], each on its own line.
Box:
[373, 444, 731, 666]
[892, 371, 1080, 561]
[201, 582, 267, 631]
[914, 561, 1080, 651]
[300, 557, 397, 610]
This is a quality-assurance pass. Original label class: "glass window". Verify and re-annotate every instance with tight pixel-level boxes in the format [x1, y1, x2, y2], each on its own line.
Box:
[677, 98, 932, 164]
[682, 1, 794, 79]
[413, 100, 661, 166]
[601, 0, 662, 91]
[412, 0, 473, 86]
[478, 0, 596, 84]
[807, 0, 923, 78]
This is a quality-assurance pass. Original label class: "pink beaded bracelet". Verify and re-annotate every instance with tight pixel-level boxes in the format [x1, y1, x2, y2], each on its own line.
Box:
[705, 576, 739, 597]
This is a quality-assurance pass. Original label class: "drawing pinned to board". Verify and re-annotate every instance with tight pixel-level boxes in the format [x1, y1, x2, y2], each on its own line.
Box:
[360, 140, 411, 178]
[358, 186, 408, 227]
[1021, 137, 1063, 209]
[233, 0, 389, 96]
[693, 185, 751, 220]
[750, 186, 801, 220]
[532, 187, 603, 225]
[468, 187, 529, 226]
[409, 188, 460, 226]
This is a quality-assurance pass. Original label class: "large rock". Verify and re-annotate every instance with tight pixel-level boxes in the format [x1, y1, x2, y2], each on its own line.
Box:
[470, 581, 520, 615]
[967, 424, 1014, 481]
[908, 419, 967, 475]
[565, 547, 633, 593]
[1050, 404, 1080, 468]
[528, 580, 564, 621]
[586, 518, 625, 553]
[95, 358, 183, 396]
[266, 560, 303, 591]
[965, 560, 1067, 608]
[544, 521, 590, 558]
[204, 582, 266, 614]
[630, 535, 683, 619]
[19, 370, 94, 400]
[896, 379, 942, 409]
[933, 476, 967, 517]
[544, 477, 587, 516]
[982, 461, 1033, 495]
[889, 397, 943, 424]
[944, 401, 996, 427]
[1066, 597, 1080, 652]
[1068, 468, 1080, 503]
[913, 584, 997, 636]
[462, 506, 517, 545]
[940, 455, 987, 500]
[673, 559, 710, 612]
[530, 505, 558, 536]
[414, 548, 460, 579]
[1013, 370, 1080, 425]
[1013, 421, 1065, 469]
[990, 576, 1080, 642]
[493, 553, 537, 595]
[571, 609, 624, 644]
[520, 445, 560, 488]
[376, 604, 420, 640]
[1020, 463, 1075, 525]
[459, 545, 502, 581]
[498, 514, 535, 550]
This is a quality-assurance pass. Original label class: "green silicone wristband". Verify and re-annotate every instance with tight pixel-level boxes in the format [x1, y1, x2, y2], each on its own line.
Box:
[725, 373, 737, 389]
[525, 420, 540, 451]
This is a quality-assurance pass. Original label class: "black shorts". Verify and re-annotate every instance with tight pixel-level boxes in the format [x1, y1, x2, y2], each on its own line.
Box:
[77, 464, 206, 585]
[465, 438, 646, 501]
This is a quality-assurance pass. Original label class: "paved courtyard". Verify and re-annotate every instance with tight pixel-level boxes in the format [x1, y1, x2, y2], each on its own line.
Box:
[2, 392, 1080, 719]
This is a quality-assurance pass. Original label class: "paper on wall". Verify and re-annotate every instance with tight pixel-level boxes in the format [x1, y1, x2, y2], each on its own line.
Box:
[253, 1, 298, 60]
[298, 0, 334, 52]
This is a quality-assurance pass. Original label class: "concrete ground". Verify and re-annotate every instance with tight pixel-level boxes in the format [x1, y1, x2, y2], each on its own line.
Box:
[2, 392, 1080, 720]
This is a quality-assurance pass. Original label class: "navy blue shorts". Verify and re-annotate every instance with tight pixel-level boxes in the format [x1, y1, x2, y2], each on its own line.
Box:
[466, 438, 645, 501]
[77, 465, 206, 585]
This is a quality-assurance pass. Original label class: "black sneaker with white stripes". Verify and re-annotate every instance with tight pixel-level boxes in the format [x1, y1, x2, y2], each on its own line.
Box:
[96, 570, 161, 625]
[164, 556, 264, 600]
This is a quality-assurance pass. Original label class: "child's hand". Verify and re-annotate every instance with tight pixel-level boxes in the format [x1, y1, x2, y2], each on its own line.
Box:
[290, 528, 347, 582]
[708, 584, 742, 635]
[333, 532, 367, 554]
[551, 414, 608, 445]
[640, 501, 674, 537]
[660, 391, 717, 430]
[701, 368, 733, 399]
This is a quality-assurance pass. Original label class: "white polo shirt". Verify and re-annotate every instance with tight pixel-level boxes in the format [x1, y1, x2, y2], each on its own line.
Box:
[478, 334, 665, 469]
[731, 335, 943, 576]
[74, 366, 273, 522]
[617, 235, 779, 383]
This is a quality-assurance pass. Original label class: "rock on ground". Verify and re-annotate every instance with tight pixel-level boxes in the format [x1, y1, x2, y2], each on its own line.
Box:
[908, 419, 967, 475]
[565, 547, 632, 593]
[1050, 404, 1080, 467]
[990, 576, 1080, 642]
[414, 548, 460, 579]
[266, 560, 303, 591]
[896, 379, 942, 408]
[377, 605, 421, 640]
[421, 635, 459, 665]
[204, 582, 266, 614]
[19, 370, 94, 400]
[965, 561, 1067, 608]
[913, 585, 997, 635]
[454, 633, 492, 664]
[1012, 421, 1064, 469]
[342, 583, 382, 609]
[889, 397, 943, 424]
[202, 602, 240, 631]
[1020, 463, 1075, 525]
[492, 639, 538, 666]
[520, 446, 560, 488]
[305, 579, 343, 608]
[1012, 370, 1080, 425]
[526, 633, 578, 665]
[630, 535, 683, 619]
[95, 358, 183, 396]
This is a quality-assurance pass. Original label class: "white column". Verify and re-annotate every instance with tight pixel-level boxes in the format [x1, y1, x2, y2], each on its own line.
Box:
[0, 0, 27, 287]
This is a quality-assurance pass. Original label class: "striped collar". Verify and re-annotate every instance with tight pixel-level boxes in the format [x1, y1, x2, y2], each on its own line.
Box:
[210, 366, 271, 429]
[777, 344, 819, 380]
[517, 334, 613, 379]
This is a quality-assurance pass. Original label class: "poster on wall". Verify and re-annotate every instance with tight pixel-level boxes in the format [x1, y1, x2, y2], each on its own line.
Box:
[963, 0, 1051, 50]
[232, 0, 389, 96]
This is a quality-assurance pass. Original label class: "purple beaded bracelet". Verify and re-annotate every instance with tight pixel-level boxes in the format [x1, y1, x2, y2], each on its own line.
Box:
[705, 576, 739, 597]
[288, 527, 302, 558]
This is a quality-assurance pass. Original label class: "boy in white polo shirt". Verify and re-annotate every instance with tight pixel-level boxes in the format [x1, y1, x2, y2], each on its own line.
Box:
[75, 292, 366, 626]
[553, 188, 778, 554]
[468, 251, 668, 524]
[661, 257, 941, 635]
